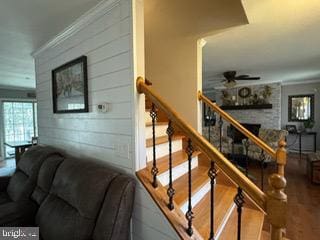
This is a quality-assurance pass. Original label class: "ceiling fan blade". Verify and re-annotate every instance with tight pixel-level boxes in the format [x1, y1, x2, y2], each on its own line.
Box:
[237, 77, 261, 80]
[235, 75, 250, 79]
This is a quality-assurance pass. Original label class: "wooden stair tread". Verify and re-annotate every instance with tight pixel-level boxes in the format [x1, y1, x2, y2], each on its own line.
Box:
[146, 135, 184, 148]
[136, 168, 204, 239]
[260, 231, 289, 240]
[145, 121, 168, 127]
[260, 231, 270, 240]
[193, 183, 237, 239]
[169, 165, 209, 206]
[219, 206, 265, 240]
[147, 150, 201, 174]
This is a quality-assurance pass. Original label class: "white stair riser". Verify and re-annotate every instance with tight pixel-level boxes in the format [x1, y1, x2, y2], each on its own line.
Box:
[180, 180, 212, 214]
[145, 124, 168, 139]
[145, 111, 152, 124]
[158, 156, 198, 186]
[146, 139, 182, 161]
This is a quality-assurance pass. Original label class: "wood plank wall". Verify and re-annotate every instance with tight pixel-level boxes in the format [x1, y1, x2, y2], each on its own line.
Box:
[34, 0, 179, 239]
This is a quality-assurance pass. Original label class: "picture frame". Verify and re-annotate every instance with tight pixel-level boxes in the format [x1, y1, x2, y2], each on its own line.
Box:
[238, 87, 251, 98]
[288, 94, 314, 122]
[285, 124, 297, 134]
[52, 56, 88, 113]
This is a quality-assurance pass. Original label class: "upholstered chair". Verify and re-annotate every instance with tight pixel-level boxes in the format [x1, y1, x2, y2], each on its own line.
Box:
[242, 128, 288, 163]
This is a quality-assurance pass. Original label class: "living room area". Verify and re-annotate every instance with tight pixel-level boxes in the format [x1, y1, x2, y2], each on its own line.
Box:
[201, 1, 320, 238]
[0, 0, 320, 239]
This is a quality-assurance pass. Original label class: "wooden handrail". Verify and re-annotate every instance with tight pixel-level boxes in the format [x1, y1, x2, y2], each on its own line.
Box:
[198, 91, 276, 159]
[137, 77, 267, 210]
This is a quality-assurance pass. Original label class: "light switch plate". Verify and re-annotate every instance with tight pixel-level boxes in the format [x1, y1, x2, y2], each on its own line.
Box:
[115, 142, 130, 159]
[97, 103, 110, 113]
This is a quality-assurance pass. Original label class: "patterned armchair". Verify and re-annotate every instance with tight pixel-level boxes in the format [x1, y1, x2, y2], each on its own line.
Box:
[242, 128, 288, 163]
[203, 125, 233, 155]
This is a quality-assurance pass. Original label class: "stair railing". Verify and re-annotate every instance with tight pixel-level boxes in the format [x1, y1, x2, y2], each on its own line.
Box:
[137, 77, 287, 240]
[199, 91, 288, 240]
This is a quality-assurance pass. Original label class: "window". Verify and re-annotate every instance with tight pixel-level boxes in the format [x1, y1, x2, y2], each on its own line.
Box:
[3, 101, 38, 158]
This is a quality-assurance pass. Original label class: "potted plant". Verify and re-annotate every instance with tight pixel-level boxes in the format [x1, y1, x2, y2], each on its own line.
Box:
[261, 85, 272, 104]
[304, 118, 315, 132]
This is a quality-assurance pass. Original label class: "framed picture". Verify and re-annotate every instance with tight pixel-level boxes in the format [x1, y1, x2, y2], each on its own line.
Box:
[288, 94, 314, 122]
[285, 125, 297, 134]
[52, 56, 88, 113]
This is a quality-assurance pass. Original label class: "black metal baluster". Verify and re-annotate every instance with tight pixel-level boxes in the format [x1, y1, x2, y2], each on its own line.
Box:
[208, 162, 217, 240]
[244, 140, 249, 177]
[206, 106, 213, 143]
[166, 120, 175, 210]
[218, 116, 223, 152]
[208, 109, 211, 143]
[185, 139, 194, 236]
[150, 103, 158, 188]
[231, 126, 235, 164]
[259, 149, 266, 190]
[234, 187, 245, 240]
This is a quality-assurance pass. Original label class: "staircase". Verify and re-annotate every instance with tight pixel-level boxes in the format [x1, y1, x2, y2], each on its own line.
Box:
[136, 77, 288, 240]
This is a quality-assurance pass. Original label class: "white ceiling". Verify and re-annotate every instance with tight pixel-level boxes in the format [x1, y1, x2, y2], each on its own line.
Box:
[203, 0, 320, 90]
[0, 0, 101, 90]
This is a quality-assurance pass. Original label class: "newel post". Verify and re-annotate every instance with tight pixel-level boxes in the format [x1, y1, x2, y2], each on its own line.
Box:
[266, 174, 287, 240]
[276, 140, 287, 176]
[266, 139, 287, 240]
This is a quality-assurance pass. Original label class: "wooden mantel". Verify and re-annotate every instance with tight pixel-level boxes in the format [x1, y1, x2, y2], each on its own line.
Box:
[220, 104, 273, 110]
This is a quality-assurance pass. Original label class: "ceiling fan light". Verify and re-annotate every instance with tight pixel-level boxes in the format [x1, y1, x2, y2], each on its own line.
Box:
[224, 81, 237, 88]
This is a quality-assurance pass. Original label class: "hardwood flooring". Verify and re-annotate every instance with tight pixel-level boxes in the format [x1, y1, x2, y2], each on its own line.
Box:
[284, 153, 320, 240]
[248, 153, 320, 240]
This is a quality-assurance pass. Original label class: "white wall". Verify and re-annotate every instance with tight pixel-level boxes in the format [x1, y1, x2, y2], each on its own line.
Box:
[33, 0, 179, 239]
[34, 0, 134, 171]
[144, 0, 248, 130]
[281, 82, 320, 151]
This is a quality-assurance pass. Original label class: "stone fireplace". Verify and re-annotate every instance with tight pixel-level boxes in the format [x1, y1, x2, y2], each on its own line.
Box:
[213, 83, 281, 130]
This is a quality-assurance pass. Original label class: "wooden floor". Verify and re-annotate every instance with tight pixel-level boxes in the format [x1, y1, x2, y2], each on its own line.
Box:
[249, 153, 320, 240]
[284, 153, 320, 240]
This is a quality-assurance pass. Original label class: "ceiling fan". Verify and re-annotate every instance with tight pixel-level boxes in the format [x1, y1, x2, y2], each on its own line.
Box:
[222, 71, 260, 88]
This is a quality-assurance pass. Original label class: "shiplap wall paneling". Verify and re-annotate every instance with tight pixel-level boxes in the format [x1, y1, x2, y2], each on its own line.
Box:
[33, 0, 179, 239]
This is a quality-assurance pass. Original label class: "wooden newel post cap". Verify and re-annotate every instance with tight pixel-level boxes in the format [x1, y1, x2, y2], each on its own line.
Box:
[276, 139, 287, 168]
[278, 139, 286, 149]
[268, 174, 287, 199]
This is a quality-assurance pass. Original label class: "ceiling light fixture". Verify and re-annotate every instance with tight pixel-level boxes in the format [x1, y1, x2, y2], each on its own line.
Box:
[224, 80, 237, 88]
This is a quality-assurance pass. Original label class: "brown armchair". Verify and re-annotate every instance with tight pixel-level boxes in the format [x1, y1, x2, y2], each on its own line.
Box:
[242, 128, 288, 163]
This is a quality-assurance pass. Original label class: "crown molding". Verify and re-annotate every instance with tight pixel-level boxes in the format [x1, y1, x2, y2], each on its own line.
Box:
[281, 78, 320, 86]
[0, 85, 36, 91]
[32, 0, 121, 57]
